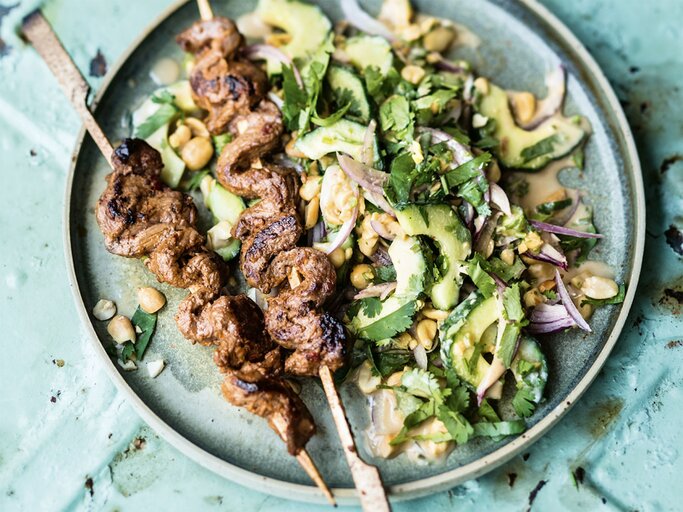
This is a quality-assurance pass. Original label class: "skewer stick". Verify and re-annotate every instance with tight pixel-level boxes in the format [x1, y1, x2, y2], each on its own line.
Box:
[22, 10, 336, 505]
[197, 0, 214, 21]
[22, 11, 113, 165]
[271, 414, 336, 506]
[319, 366, 391, 511]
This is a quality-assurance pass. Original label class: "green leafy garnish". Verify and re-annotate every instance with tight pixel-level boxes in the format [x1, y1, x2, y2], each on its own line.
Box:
[472, 420, 526, 438]
[311, 102, 351, 127]
[131, 307, 157, 360]
[184, 169, 209, 192]
[282, 65, 309, 131]
[512, 387, 537, 418]
[212, 133, 232, 155]
[357, 301, 417, 341]
[520, 134, 559, 163]
[135, 103, 178, 139]
[120, 342, 136, 363]
[443, 152, 491, 189]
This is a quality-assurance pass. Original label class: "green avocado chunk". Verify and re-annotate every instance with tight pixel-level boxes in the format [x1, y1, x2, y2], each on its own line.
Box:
[395, 204, 471, 310]
[475, 79, 586, 171]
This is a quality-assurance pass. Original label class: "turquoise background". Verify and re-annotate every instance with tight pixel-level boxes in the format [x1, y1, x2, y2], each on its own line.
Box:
[1, 0, 681, 510]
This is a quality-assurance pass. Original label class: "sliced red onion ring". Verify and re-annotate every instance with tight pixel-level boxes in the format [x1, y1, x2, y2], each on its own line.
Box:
[340, 0, 397, 41]
[353, 282, 397, 300]
[475, 356, 506, 406]
[413, 344, 428, 370]
[361, 119, 377, 167]
[325, 187, 359, 255]
[337, 153, 395, 216]
[488, 182, 512, 216]
[554, 268, 591, 332]
[434, 57, 467, 74]
[530, 303, 571, 324]
[517, 65, 566, 130]
[530, 220, 604, 239]
[417, 127, 473, 166]
[526, 243, 568, 270]
[526, 316, 576, 334]
[243, 44, 303, 87]
[308, 220, 327, 245]
[474, 212, 501, 257]
[337, 153, 387, 194]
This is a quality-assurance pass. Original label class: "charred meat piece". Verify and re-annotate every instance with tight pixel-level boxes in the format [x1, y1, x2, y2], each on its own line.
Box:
[96, 139, 197, 257]
[264, 248, 348, 376]
[178, 18, 268, 135]
[190, 54, 268, 135]
[222, 367, 316, 455]
[176, 17, 244, 59]
[176, 292, 277, 368]
[216, 100, 283, 171]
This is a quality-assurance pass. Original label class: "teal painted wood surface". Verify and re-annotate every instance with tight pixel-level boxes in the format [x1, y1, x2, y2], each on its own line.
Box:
[0, 0, 681, 510]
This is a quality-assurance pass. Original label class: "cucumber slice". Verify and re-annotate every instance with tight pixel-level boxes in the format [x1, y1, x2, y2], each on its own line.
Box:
[344, 35, 393, 76]
[295, 119, 380, 164]
[256, 0, 331, 74]
[475, 79, 586, 171]
[395, 204, 471, 310]
[327, 65, 371, 123]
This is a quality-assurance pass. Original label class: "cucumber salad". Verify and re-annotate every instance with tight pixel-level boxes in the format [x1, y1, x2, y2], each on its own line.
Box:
[131, 0, 626, 463]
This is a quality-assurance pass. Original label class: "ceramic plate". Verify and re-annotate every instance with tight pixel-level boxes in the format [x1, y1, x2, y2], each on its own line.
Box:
[65, 0, 644, 504]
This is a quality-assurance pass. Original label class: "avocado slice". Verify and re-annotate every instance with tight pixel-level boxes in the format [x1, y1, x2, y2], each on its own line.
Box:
[295, 119, 380, 164]
[395, 204, 471, 310]
[475, 79, 586, 171]
[439, 292, 500, 388]
[350, 234, 426, 340]
[344, 35, 394, 76]
[256, 0, 331, 74]
[327, 65, 372, 123]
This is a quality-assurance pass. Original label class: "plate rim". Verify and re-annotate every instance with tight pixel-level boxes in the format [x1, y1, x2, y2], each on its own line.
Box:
[63, 0, 645, 504]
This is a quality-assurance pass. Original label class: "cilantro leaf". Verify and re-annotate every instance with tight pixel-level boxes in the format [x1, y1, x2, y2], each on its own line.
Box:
[443, 153, 491, 188]
[581, 284, 626, 307]
[502, 283, 524, 322]
[401, 368, 444, 402]
[467, 259, 497, 298]
[358, 300, 417, 341]
[374, 265, 397, 283]
[472, 420, 526, 438]
[131, 307, 157, 361]
[360, 297, 382, 318]
[476, 399, 501, 423]
[135, 103, 178, 139]
[311, 102, 351, 127]
[512, 386, 537, 418]
[281, 64, 308, 131]
[379, 95, 413, 136]
[436, 405, 473, 444]
[183, 169, 210, 192]
[120, 341, 135, 363]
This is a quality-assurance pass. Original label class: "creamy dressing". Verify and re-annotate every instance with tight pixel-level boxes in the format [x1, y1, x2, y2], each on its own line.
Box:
[150, 58, 180, 86]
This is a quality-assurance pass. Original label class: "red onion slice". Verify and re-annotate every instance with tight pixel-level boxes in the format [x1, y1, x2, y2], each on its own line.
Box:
[526, 316, 576, 334]
[325, 187, 359, 255]
[370, 219, 395, 240]
[526, 243, 568, 270]
[530, 220, 603, 239]
[517, 65, 566, 130]
[417, 127, 473, 166]
[353, 282, 397, 300]
[554, 269, 591, 332]
[361, 119, 377, 167]
[267, 91, 284, 109]
[243, 44, 303, 87]
[413, 344, 428, 370]
[488, 182, 512, 216]
[530, 303, 571, 324]
[340, 0, 397, 41]
[337, 153, 395, 216]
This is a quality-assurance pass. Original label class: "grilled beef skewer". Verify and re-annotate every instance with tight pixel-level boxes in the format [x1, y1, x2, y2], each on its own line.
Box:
[180, 15, 390, 510]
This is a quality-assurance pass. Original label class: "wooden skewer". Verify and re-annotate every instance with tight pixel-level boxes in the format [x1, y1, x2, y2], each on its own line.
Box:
[320, 366, 391, 511]
[272, 415, 336, 506]
[193, 0, 389, 504]
[197, 0, 214, 21]
[21, 10, 336, 506]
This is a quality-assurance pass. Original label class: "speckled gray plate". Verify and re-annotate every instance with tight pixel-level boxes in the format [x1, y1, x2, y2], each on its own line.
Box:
[65, 0, 645, 504]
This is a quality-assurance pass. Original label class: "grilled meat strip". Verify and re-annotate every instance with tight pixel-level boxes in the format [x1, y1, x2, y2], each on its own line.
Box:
[96, 138, 315, 455]
[177, 17, 268, 135]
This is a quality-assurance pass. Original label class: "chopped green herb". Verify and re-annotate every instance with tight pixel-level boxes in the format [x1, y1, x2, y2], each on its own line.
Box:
[520, 134, 559, 163]
[212, 133, 233, 155]
[135, 103, 178, 139]
[357, 301, 417, 341]
[131, 307, 157, 361]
